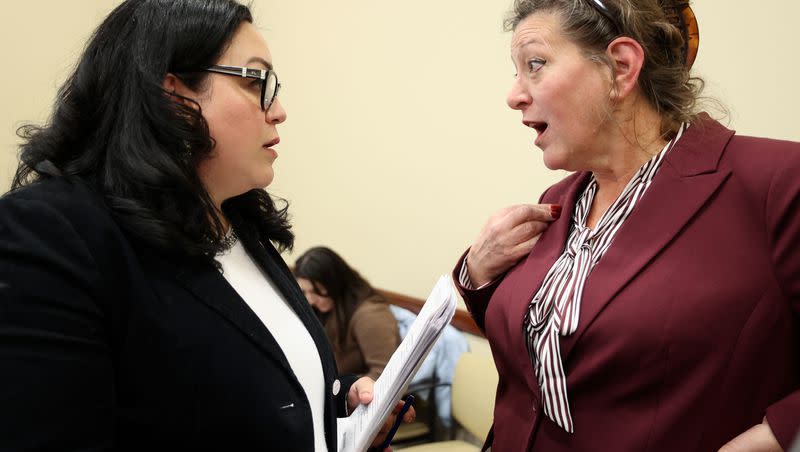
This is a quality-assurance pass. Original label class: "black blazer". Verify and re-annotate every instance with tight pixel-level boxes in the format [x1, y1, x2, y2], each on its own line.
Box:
[0, 177, 353, 451]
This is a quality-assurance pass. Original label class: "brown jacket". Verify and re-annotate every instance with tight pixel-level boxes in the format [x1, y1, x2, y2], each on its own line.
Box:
[324, 296, 400, 380]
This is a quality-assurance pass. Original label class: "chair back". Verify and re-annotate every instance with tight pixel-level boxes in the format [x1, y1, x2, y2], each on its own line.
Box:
[451, 352, 498, 439]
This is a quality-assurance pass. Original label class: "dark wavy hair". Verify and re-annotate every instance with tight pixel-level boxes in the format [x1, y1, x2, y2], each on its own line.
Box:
[11, 0, 293, 260]
[294, 247, 382, 346]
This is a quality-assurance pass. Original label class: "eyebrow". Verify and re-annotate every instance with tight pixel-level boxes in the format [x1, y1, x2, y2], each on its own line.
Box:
[515, 37, 543, 50]
[511, 37, 548, 62]
[246, 57, 273, 70]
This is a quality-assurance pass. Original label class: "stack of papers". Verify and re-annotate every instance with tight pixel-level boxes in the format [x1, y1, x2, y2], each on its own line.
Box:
[337, 275, 459, 452]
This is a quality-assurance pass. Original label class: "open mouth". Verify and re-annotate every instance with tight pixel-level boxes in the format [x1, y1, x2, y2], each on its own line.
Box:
[528, 121, 548, 135]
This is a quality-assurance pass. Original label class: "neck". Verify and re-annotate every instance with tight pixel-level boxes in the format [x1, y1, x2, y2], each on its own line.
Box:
[592, 100, 667, 198]
[209, 196, 231, 236]
[200, 168, 233, 236]
[217, 210, 231, 235]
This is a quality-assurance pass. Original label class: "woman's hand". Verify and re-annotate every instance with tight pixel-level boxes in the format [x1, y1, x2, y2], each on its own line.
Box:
[369, 399, 416, 452]
[466, 204, 561, 287]
[346, 378, 416, 452]
[718, 418, 782, 452]
[346, 376, 376, 413]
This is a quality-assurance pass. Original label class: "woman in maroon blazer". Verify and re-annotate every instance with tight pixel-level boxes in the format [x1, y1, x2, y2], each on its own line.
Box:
[454, 0, 800, 450]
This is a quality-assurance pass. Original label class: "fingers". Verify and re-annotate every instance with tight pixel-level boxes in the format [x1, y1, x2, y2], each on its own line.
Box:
[509, 215, 551, 242]
[717, 424, 781, 452]
[481, 205, 540, 239]
[389, 400, 416, 423]
[502, 204, 560, 227]
[512, 233, 542, 256]
[484, 204, 559, 251]
[466, 204, 560, 286]
[378, 415, 395, 434]
[365, 398, 417, 452]
[376, 400, 416, 436]
[478, 226, 542, 277]
[375, 410, 415, 437]
[347, 377, 375, 411]
[353, 377, 374, 404]
[371, 432, 388, 450]
[402, 405, 416, 423]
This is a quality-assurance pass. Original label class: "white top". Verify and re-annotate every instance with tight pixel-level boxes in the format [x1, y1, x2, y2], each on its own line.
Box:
[217, 239, 327, 451]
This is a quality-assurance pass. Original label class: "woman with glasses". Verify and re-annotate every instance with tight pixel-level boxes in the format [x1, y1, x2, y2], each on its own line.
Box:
[0, 0, 410, 450]
[454, 0, 799, 450]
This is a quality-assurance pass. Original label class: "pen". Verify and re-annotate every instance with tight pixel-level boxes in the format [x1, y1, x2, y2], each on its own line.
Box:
[374, 394, 415, 451]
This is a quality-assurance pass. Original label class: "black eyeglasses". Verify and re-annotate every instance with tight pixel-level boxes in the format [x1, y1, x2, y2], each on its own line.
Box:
[582, 0, 700, 68]
[204, 65, 281, 112]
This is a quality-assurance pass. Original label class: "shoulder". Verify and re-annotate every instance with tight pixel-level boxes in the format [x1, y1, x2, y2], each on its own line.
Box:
[724, 134, 800, 168]
[350, 296, 399, 340]
[352, 296, 394, 321]
[2, 177, 112, 227]
[679, 114, 800, 178]
[695, 128, 800, 233]
[719, 133, 800, 197]
[1, 177, 130, 262]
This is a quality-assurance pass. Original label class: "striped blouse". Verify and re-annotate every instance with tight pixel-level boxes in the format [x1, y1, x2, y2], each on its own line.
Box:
[459, 123, 688, 434]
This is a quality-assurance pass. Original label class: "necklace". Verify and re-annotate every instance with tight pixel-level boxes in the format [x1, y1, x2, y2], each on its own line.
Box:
[220, 229, 238, 250]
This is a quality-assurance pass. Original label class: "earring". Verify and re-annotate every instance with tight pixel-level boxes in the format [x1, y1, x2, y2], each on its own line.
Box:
[181, 139, 193, 159]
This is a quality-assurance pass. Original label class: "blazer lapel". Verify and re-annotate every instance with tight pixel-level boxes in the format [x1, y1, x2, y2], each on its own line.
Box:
[559, 115, 735, 360]
[237, 235, 340, 444]
[511, 172, 592, 398]
[238, 235, 336, 379]
[173, 258, 301, 381]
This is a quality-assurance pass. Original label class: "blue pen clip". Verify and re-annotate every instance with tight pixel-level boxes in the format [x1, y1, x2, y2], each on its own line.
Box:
[375, 394, 415, 451]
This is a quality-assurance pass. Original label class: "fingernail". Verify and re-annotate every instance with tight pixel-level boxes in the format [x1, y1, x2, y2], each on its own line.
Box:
[550, 204, 562, 220]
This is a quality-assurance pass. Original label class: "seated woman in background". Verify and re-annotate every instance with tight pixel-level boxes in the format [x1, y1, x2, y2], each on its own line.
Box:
[295, 247, 401, 380]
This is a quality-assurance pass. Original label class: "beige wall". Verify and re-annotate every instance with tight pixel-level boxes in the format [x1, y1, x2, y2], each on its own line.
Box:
[0, 2, 121, 186]
[2, 1, 799, 303]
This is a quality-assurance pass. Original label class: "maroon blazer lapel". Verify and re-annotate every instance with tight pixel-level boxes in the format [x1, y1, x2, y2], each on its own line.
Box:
[558, 115, 736, 360]
[502, 172, 590, 398]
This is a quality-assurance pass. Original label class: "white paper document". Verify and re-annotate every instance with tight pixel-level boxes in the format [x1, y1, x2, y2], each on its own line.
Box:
[336, 275, 459, 452]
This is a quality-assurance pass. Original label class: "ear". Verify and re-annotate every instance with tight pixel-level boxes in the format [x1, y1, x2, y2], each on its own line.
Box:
[605, 36, 645, 101]
[162, 73, 198, 106]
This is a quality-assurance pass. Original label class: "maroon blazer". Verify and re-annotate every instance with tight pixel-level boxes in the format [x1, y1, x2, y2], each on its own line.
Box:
[454, 115, 800, 451]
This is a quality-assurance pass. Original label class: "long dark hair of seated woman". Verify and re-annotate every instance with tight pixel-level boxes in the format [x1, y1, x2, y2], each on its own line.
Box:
[294, 246, 381, 346]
